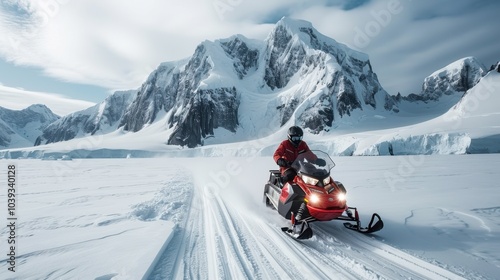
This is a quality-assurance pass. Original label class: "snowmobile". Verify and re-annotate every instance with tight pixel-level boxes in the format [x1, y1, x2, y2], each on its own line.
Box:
[263, 150, 383, 240]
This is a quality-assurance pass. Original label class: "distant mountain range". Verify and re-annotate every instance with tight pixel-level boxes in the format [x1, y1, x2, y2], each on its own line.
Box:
[0, 104, 59, 149]
[1, 17, 498, 154]
[34, 90, 135, 146]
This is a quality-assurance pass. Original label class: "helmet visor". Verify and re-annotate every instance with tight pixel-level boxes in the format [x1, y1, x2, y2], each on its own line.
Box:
[290, 136, 302, 142]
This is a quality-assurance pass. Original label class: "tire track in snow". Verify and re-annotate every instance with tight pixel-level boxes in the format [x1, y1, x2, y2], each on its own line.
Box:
[202, 189, 294, 279]
[210, 196, 267, 279]
[205, 186, 365, 279]
[258, 224, 360, 280]
[149, 170, 324, 279]
[211, 203, 308, 279]
[146, 170, 206, 280]
[148, 161, 466, 280]
[205, 196, 361, 280]
[203, 190, 250, 279]
[313, 224, 466, 279]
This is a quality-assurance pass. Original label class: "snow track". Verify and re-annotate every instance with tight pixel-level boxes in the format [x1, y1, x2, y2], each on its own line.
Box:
[312, 224, 465, 279]
[147, 160, 466, 280]
[3, 156, 498, 279]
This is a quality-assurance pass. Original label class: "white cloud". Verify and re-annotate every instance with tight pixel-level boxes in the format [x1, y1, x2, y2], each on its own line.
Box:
[1, 0, 260, 90]
[0, 84, 95, 116]
[0, 0, 498, 97]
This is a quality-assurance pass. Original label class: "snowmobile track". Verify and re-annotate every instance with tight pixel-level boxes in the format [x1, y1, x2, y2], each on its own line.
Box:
[313, 224, 466, 279]
[147, 171, 467, 280]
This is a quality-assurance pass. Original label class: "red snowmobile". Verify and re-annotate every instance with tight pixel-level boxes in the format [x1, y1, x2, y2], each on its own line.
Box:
[263, 150, 383, 239]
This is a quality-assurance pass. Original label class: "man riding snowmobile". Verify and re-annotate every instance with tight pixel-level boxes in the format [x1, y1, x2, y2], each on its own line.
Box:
[273, 126, 325, 185]
[267, 127, 384, 239]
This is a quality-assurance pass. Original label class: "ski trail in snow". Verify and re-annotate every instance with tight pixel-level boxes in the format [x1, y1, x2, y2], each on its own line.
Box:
[3, 157, 498, 279]
[148, 160, 468, 280]
[145, 168, 204, 280]
[313, 224, 466, 280]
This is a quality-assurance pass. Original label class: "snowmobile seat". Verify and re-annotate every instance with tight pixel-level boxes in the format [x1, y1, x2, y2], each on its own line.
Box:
[269, 170, 283, 188]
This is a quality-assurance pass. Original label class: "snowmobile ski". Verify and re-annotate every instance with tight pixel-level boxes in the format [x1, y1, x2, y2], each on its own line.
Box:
[343, 212, 384, 234]
[281, 222, 313, 240]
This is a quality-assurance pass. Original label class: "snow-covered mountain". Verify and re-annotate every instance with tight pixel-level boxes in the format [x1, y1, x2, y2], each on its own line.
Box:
[350, 63, 500, 155]
[394, 57, 487, 116]
[120, 17, 400, 147]
[259, 18, 398, 125]
[420, 56, 485, 100]
[1, 18, 499, 155]
[34, 17, 399, 148]
[118, 52, 241, 148]
[35, 90, 135, 145]
[0, 104, 59, 149]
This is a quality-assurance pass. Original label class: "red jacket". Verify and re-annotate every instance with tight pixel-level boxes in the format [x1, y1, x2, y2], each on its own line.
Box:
[273, 140, 312, 173]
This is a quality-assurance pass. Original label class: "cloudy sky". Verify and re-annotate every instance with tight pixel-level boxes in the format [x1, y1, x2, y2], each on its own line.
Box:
[0, 0, 499, 104]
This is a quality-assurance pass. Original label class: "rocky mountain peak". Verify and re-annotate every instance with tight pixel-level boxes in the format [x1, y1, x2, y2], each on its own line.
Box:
[268, 17, 317, 46]
[25, 104, 56, 116]
[421, 56, 486, 100]
[1, 104, 58, 129]
[220, 35, 260, 79]
[263, 17, 397, 131]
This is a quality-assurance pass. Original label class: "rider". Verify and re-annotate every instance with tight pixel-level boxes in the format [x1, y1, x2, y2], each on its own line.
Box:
[273, 126, 312, 185]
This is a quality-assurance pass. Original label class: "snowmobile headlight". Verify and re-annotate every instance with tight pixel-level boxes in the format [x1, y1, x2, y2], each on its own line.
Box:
[301, 174, 319, 185]
[337, 192, 346, 202]
[323, 176, 331, 185]
[310, 194, 320, 204]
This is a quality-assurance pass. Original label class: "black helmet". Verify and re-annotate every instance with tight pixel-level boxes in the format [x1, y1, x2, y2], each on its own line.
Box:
[288, 126, 303, 146]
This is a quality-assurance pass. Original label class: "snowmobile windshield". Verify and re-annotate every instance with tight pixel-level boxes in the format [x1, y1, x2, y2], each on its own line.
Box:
[291, 150, 335, 179]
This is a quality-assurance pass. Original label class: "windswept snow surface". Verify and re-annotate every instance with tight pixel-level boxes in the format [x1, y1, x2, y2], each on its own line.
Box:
[1, 155, 500, 279]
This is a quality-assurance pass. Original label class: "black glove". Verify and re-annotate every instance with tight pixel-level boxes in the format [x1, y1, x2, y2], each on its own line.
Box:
[277, 158, 288, 167]
[315, 158, 326, 166]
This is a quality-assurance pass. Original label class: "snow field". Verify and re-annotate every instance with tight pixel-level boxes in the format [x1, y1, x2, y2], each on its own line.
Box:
[0, 159, 193, 279]
[1, 154, 499, 279]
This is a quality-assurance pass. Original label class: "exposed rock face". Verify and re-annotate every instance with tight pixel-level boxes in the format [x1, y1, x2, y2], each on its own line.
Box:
[120, 44, 215, 133]
[168, 87, 239, 147]
[118, 43, 241, 147]
[394, 57, 488, 116]
[265, 24, 306, 90]
[35, 91, 135, 145]
[220, 37, 259, 79]
[262, 18, 397, 133]
[420, 57, 486, 101]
